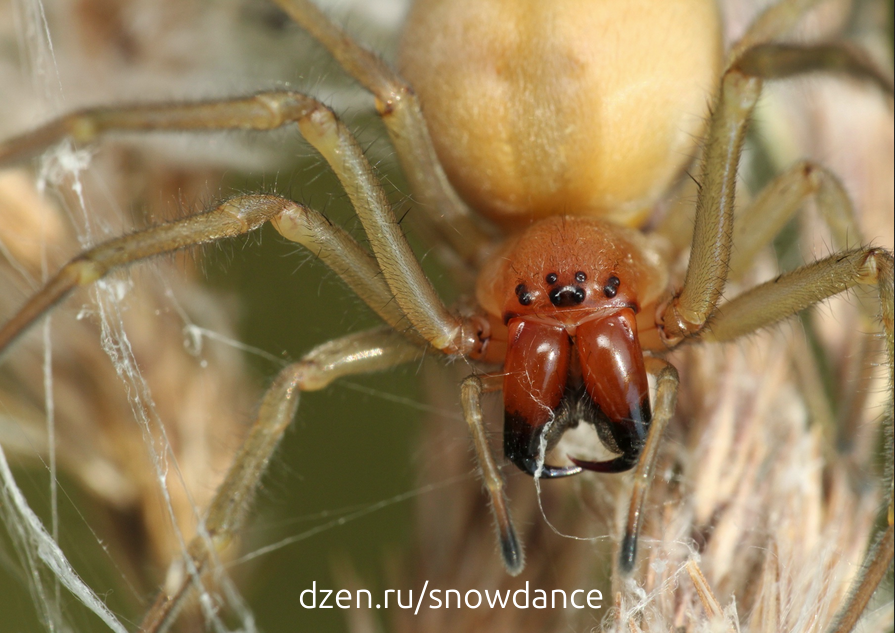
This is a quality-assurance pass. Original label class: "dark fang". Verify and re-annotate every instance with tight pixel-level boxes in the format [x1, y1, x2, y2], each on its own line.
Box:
[603, 275, 621, 298]
[515, 283, 533, 306]
[548, 285, 586, 307]
[569, 453, 638, 473]
[568, 396, 651, 473]
[504, 412, 582, 478]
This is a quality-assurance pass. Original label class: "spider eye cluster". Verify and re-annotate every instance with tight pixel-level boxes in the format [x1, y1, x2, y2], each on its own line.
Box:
[475, 216, 667, 325]
[546, 271, 587, 307]
[512, 269, 626, 308]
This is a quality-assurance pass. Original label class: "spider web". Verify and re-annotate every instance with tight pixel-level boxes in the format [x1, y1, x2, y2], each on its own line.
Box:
[1, 0, 250, 630]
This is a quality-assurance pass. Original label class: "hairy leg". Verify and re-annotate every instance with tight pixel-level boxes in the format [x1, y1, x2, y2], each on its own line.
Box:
[140, 327, 423, 632]
[271, 0, 496, 265]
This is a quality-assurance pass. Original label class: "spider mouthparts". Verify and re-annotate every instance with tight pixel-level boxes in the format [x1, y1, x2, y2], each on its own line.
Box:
[514, 455, 583, 478]
[568, 454, 639, 474]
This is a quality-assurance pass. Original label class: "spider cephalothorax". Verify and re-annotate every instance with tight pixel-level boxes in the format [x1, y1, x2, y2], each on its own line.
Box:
[474, 216, 669, 477]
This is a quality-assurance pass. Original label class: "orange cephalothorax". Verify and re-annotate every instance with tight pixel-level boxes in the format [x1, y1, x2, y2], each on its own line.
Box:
[476, 216, 668, 325]
[478, 216, 664, 476]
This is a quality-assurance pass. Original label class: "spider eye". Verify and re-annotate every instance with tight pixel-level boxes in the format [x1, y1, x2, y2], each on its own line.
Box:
[575, 271, 587, 283]
[603, 275, 621, 298]
[515, 283, 533, 306]
[545, 273, 558, 285]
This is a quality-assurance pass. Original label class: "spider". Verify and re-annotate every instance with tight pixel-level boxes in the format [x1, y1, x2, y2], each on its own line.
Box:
[0, 0, 892, 631]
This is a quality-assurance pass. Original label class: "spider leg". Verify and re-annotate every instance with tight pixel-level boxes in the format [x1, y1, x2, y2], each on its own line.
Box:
[0, 91, 489, 357]
[728, 0, 825, 61]
[728, 160, 861, 280]
[270, 0, 496, 266]
[0, 88, 500, 617]
[735, 42, 894, 97]
[294, 99, 489, 357]
[617, 358, 679, 576]
[661, 42, 892, 345]
[658, 66, 761, 345]
[0, 83, 485, 281]
[727, 159, 881, 454]
[0, 193, 409, 356]
[460, 373, 524, 575]
[139, 326, 424, 633]
[699, 247, 894, 633]
[0, 91, 322, 165]
[658, 40, 893, 632]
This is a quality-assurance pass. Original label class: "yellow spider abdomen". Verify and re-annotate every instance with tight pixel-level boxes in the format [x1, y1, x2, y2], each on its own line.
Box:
[399, 0, 723, 229]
